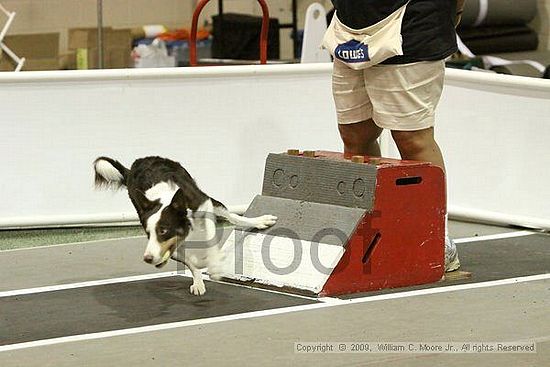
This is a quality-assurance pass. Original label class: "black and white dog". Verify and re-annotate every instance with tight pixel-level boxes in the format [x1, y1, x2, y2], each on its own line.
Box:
[93, 156, 277, 295]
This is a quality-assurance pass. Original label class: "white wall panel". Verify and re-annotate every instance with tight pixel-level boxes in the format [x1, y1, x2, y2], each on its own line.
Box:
[442, 71, 550, 228]
[386, 69, 550, 229]
[0, 65, 341, 227]
[1, 65, 549, 229]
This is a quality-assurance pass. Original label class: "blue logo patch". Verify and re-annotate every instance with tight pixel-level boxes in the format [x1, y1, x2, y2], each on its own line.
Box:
[335, 40, 370, 63]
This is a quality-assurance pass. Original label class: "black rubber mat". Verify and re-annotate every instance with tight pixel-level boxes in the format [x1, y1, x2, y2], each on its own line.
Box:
[343, 233, 550, 299]
[0, 276, 317, 346]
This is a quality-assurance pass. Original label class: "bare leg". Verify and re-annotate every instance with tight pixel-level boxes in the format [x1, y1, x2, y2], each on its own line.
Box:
[391, 127, 446, 173]
[392, 127, 459, 271]
[338, 119, 383, 157]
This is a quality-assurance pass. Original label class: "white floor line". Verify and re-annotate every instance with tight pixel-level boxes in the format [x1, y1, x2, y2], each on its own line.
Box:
[0, 268, 317, 301]
[317, 296, 345, 304]
[1, 273, 548, 353]
[0, 271, 179, 298]
[454, 230, 538, 244]
[0, 235, 145, 253]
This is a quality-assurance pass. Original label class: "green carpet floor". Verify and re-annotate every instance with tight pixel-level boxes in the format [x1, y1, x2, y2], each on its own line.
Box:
[0, 220, 233, 251]
[0, 226, 144, 251]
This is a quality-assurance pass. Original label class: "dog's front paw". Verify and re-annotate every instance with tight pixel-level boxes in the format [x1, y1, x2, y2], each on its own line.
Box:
[190, 282, 206, 296]
[253, 215, 278, 229]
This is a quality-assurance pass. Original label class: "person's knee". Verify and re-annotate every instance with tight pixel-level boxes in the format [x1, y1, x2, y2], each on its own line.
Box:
[338, 120, 381, 148]
[339, 128, 372, 148]
[391, 128, 435, 156]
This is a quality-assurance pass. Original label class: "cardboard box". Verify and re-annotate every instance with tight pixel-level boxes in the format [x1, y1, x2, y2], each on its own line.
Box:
[68, 28, 99, 50]
[73, 47, 132, 70]
[68, 27, 132, 69]
[0, 33, 60, 71]
[69, 27, 132, 49]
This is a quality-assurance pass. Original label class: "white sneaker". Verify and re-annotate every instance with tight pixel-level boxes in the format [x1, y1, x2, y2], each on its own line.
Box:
[445, 236, 461, 272]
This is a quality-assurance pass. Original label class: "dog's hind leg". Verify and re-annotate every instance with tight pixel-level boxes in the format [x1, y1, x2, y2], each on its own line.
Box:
[212, 200, 277, 230]
[193, 199, 225, 280]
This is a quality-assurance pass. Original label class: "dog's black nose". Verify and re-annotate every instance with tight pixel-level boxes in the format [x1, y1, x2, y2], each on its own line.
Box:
[143, 254, 154, 264]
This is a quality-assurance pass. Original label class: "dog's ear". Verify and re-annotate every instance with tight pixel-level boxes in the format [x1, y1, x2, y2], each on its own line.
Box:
[170, 189, 188, 213]
[132, 189, 158, 212]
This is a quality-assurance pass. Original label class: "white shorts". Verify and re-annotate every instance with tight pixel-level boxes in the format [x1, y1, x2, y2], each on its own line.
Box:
[332, 59, 445, 131]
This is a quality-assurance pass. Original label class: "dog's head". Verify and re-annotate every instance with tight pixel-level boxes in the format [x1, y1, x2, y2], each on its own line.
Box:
[132, 189, 191, 268]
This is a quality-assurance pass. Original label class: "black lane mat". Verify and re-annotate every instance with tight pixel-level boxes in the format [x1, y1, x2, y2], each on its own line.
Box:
[0, 276, 317, 346]
[342, 233, 550, 299]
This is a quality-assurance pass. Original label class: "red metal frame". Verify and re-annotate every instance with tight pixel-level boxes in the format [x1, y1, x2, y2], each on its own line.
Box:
[190, 0, 270, 66]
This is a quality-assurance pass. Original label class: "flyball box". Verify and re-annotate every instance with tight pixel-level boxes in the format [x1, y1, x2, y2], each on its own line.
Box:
[219, 151, 446, 296]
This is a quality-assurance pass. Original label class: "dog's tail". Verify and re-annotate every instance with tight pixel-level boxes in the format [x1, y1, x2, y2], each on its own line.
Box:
[93, 156, 130, 190]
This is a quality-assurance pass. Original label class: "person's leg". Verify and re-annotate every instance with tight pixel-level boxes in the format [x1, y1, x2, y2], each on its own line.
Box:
[363, 60, 447, 170]
[391, 129, 459, 271]
[391, 127, 446, 172]
[338, 119, 383, 156]
[364, 61, 460, 272]
[332, 59, 382, 156]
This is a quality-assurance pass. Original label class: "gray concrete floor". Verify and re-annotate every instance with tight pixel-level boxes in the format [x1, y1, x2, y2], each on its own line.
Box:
[447, 220, 520, 238]
[2, 280, 547, 367]
[0, 221, 548, 367]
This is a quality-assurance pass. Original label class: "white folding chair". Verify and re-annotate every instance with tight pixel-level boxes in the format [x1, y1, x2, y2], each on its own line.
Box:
[300, 2, 331, 64]
[0, 3, 25, 72]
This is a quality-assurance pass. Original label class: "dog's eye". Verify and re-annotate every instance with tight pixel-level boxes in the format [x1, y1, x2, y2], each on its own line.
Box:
[159, 228, 169, 236]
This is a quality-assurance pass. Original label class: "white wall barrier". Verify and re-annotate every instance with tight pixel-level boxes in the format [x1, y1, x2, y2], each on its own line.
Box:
[1, 65, 549, 229]
[388, 69, 550, 229]
[0, 65, 341, 228]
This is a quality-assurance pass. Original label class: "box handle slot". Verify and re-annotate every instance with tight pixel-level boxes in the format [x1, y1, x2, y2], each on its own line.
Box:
[396, 176, 422, 186]
[362, 232, 381, 264]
